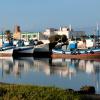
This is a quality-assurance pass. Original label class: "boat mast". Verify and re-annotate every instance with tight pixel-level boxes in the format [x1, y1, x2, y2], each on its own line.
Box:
[1, 29, 4, 48]
[97, 24, 99, 47]
[93, 30, 95, 47]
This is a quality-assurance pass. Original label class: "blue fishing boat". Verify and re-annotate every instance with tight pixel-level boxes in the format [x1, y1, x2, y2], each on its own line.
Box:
[52, 39, 100, 59]
[52, 47, 100, 59]
[0, 30, 14, 57]
[52, 24, 100, 59]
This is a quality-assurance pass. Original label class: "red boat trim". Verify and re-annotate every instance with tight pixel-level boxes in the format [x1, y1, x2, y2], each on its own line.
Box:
[51, 52, 100, 59]
[0, 53, 12, 57]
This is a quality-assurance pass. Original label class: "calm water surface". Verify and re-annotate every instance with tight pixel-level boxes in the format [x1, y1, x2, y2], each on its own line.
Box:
[0, 57, 100, 94]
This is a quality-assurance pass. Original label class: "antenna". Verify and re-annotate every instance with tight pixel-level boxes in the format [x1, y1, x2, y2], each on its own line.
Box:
[69, 24, 72, 31]
[97, 23, 99, 31]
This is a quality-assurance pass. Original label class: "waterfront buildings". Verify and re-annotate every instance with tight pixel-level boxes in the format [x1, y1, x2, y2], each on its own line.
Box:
[0, 25, 95, 48]
[13, 26, 39, 41]
[0, 25, 86, 42]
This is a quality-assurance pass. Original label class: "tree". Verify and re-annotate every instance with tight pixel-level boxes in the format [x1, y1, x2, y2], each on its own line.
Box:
[61, 35, 68, 43]
[4, 30, 12, 42]
[49, 42, 58, 51]
[48, 35, 61, 43]
[48, 35, 69, 50]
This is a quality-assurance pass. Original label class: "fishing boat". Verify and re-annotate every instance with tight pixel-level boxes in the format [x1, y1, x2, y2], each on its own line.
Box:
[52, 38, 100, 59]
[0, 30, 14, 57]
[0, 46, 14, 57]
[52, 24, 100, 59]
[33, 43, 51, 57]
[13, 40, 34, 57]
[52, 47, 100, 59]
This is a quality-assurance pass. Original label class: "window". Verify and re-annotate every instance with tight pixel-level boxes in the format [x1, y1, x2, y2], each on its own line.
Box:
[22, 35, 26, 38]
[33, 35, 37, 38]
[28, 35, 31, 40]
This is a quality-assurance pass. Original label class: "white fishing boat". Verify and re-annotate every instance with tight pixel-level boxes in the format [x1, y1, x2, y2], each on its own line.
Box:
[13, 40, 34, 57]
[13, 46, 34, 53]
[0, 46, 14, 57]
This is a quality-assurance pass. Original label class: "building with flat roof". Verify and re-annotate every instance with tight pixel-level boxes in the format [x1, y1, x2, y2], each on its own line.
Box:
[21, 32, 39, 41]
[43, 28, 58, 36]
[57, 26, 72, 39]
[43, 26, 85, 39]
[13, 25, 39, 41]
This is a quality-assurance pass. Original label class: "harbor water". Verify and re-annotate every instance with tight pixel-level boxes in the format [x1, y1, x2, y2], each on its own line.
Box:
[0, 57, 100, 94]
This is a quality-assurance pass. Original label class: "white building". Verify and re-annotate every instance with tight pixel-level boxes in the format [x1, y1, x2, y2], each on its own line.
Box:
[57, 26, 72, 39]
[43, 28, 58, 36]
[43, 27, 71, 38]
[77, 38, 94, 49]
[43, 26, 85, 39]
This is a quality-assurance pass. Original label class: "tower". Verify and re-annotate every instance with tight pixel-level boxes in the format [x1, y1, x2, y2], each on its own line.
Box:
[13, 25, 21, 40]
[14, 26, 21, 33]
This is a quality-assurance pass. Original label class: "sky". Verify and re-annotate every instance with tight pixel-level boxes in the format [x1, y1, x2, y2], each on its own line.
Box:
[0, 0, 100, 32]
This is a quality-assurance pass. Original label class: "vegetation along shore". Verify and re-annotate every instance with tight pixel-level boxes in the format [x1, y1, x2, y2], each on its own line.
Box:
[0, 83, 100, 100]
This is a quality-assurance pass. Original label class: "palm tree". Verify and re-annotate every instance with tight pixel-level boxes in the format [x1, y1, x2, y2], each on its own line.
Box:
[4, 30, 12, 42]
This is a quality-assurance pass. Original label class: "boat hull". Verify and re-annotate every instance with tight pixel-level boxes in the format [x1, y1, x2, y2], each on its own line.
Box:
[51, 52, 100, 60]
[13, 46, 34, 57]
[0, 49, 13, 57]
[33, 44, 51, 58]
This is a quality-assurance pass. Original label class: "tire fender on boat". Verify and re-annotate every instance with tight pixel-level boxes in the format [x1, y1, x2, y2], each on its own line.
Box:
[90, 50, 94, 54]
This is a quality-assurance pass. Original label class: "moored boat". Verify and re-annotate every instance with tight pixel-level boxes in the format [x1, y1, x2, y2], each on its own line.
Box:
[0, 46, 14, 57]
[0, 30, 14, 57]
[13, 46, 34, 57]
[13, 40, 34, 57]
[51, 48, 100, 59]
[33, 43, 51, 57]
[0, 40, 14, 57]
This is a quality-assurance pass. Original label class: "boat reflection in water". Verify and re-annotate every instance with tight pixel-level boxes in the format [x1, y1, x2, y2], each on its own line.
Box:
[13, 57, 34, 77]
[0, 57, 100, 93]
[0, 57, 13, 77]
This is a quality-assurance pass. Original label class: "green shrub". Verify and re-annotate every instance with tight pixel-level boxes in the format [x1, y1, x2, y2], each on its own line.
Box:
[80, 86, 95, 94]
